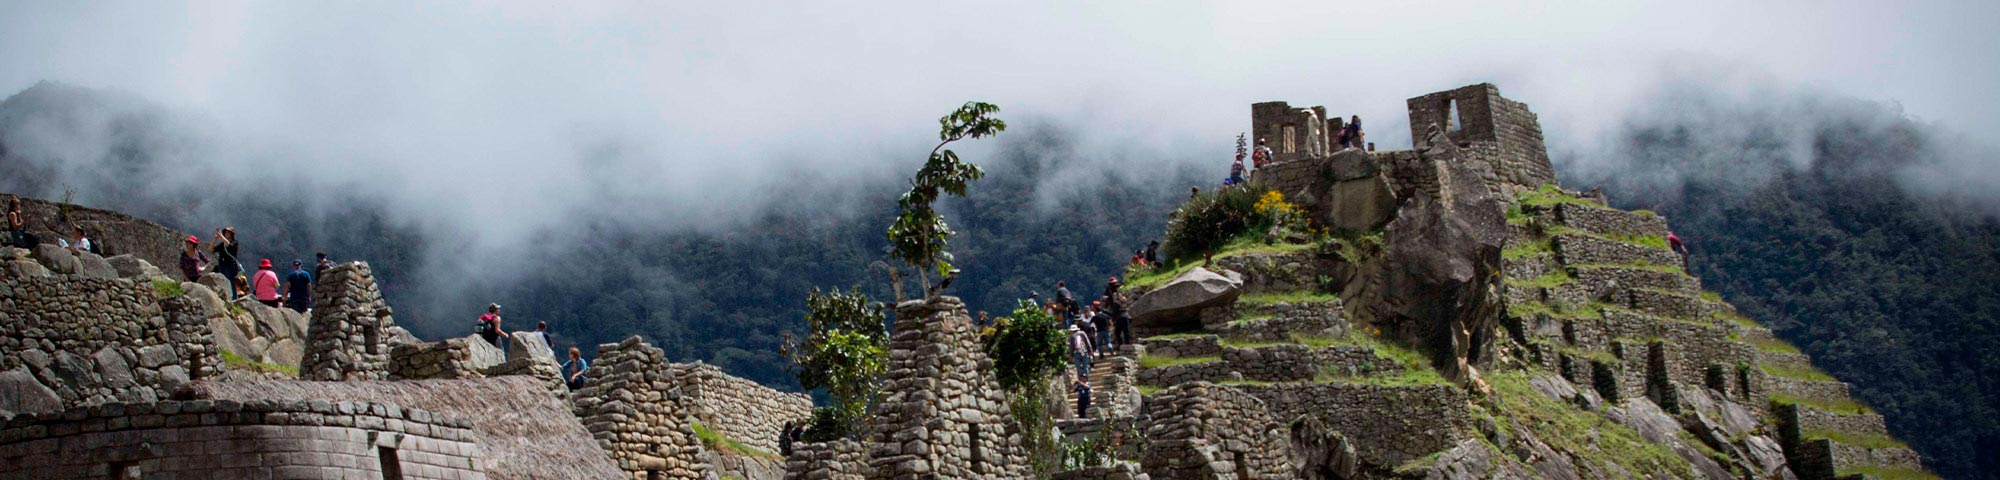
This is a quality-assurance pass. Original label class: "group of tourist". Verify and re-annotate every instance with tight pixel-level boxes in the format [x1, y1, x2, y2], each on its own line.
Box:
[1050, 275, 1135, 417]
[6, 196, 99, 255]
[175, 226, 325, 314]
[472, 303, 593, 391]
[1224, 115, 1367, 187]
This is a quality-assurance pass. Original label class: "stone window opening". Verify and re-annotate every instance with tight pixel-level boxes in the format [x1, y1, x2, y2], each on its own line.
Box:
[1447, 98, 1461, 133]
[379, 446, 403, 480]
[366, 324, 382, 356]
[648, 471, 666, 480]
[1282, 125, 1297, 154]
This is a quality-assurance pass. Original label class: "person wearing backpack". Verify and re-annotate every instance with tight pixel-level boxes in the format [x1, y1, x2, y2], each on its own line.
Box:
[60, 224, 92, 254]
[476, 303, 509, 350]
[252, 259, 283, 308]
[212, 228, 243, 299]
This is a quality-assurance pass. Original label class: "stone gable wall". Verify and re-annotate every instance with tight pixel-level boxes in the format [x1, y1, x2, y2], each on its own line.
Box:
[867, 296, 1029, 479]
[300, 262, 398, 381]
[570, 336, 708, 480]
[671, 362, 811, 454]
[0, 399, 483, 480]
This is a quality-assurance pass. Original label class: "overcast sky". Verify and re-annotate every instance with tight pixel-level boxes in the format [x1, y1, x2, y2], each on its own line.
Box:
[2, 1, 1996, 243]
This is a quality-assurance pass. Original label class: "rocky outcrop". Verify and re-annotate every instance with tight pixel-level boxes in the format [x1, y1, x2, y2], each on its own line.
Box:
[1377, 125, 1510, 386]
[1129, 267, 1241, 332]
[5, 194, 189, 271]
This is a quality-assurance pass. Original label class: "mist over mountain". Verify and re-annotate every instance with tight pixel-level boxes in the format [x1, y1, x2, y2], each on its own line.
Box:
[1563, 80, 2000, 479]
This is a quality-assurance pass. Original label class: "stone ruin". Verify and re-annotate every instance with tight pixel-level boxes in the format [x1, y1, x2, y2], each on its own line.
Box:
[299, 262, 400, 381]
[570, 335, 710, 480]
[867, 296, 1031, 479]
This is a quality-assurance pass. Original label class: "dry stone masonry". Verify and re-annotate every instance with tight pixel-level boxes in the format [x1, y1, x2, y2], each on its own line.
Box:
[671, 362, 811, 454]
[570, 335, 710, 480]
[299, 262, 400, 381]
[866, 296, 1030, 479]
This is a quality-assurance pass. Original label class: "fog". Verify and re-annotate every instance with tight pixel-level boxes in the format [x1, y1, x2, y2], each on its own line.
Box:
[2, 1, 1997, 324]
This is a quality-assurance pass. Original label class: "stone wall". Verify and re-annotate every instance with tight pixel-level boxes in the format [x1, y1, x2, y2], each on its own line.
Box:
[1229, 382, 1471, 468]
[1142, 335, 1220, 358]
[1554, 203, 1668, 239]
[0, 269, 214, 415]
[0, 399, 483, 479]
[1403, 83, 1553, 196]
[671, 362, 812, 454]
[1551, 234, 1682, 268]
[570, 335, 709, 480]
[1249, 101, 1328, 163]
[868, 296, 1029, 479]
[1139, 382, 1292, 480]
[785, 439, 869, 480]
[299, 262, 399, 381]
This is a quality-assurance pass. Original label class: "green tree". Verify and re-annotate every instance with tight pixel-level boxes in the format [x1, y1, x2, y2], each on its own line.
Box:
[888, 101, 1006, 295]
[780, 287, 887, 440]
[984, 299, 1069, 393]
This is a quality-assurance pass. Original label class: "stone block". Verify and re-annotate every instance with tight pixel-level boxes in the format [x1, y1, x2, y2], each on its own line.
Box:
[28, 245, 79, 275]
[0, 367, 62, 418]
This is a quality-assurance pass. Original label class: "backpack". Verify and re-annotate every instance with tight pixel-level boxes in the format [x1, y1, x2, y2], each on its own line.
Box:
[87, 239, 103, 256]
[475, 316, 493, 334]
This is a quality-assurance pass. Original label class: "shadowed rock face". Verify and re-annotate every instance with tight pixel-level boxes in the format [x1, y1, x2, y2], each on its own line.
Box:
[1379, 126, 1508, 385]
[1130, 267, 1243, 332]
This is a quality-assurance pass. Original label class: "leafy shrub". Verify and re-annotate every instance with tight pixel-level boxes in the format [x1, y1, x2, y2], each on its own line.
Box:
[1162, 185, 1267, 260]
[985, 300, 1068, 393]
[782, 287, 888, 441]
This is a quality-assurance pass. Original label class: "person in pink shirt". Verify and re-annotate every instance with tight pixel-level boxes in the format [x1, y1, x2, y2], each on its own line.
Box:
[252, 258, 283, 308]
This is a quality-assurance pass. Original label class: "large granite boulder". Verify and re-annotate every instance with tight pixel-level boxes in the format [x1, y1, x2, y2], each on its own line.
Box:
[462, 334, 508, 370]
[29, 244, 78, 274]
[0, 367, 62, 418]
[1377, 125, 1508, 386]
[265, 338, 304, 369]
[1130, 267, 1243, 329]
[508, 331, 557, 363]
[197, 272, 232, 297]
[247, 302, 309, 343]
[76, 251, 119, 279]
[106, 254, 149, 278]
[1, 247, 49, 278]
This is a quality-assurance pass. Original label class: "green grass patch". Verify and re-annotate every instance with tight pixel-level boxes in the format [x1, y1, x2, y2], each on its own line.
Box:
[1749, 337, 1802, 355]
[1237, 291, 1338, 306]
[1486, 370, 1692, 477]
[1217, 337, 1286, 349]
[1126, 236, 1319, 291]
[1838, 466, 1941, 480]
[1139, 354, 1221, 369]
[692, 421, 781, 459]
[1699, 291, 1723, 302]
[1142, 332, 1212, 342]
[1511, 270, 1575, 290]
[150, 278, 184, 299]
[1136, 385, 1161, 396]
[219, 350, 299, 377]
[1516, 184, 1601, 209]
[1806, 429, 1909, 449]
[1557, 345, 1621, 365]
[1502, 237, 1554, 261]
[1392, 451, 1445, 476]
[1770, 391, 1873, 415]
[1761, 362, 1838, 382]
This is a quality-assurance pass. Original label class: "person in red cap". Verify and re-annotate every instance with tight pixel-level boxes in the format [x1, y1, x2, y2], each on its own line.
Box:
[179, 235, 209, 282]
[252, 259, 282, 308]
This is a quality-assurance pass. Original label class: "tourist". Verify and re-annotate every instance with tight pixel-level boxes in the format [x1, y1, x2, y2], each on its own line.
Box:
[251, 259, 282, 308]
[1226, 152, 1246, 187]
[780, 421, 796, 456]
[234, 275, 249, 298]
[1113, 291, 1134, 348]
[212, 228, 242, 298]
[283, 259, 313, 313]
[1253, 137, 1273, 168]
[1145, 240, 1160, 266]
[1130, 250, 1146, 267]
[5, 196, 27, 248]
[1077, 303, 1096, 331]
[1340, 115, 1364, 149]
[1068, 324, 1093, 379]
[1668, 231, 1690, 271]
[561, 346, 590, 390]
[314, 251, 333, 279]
[60, 224, 92, 254]
[1056, 281, 1075, 317]
[477, 303, 510, 350]
[1092, 303, 1114, 357]
[1073, 379, 1092, 418]
[179, 236, 208, 282]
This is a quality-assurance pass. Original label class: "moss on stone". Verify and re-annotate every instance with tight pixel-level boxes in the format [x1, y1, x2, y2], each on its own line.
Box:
[1138, 354, 1221, 369]
[692, 421, 781, 460]
[149, 277, 183, 299]
[1485, 370, 1691, 477]
[219, 349, 298, 377]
